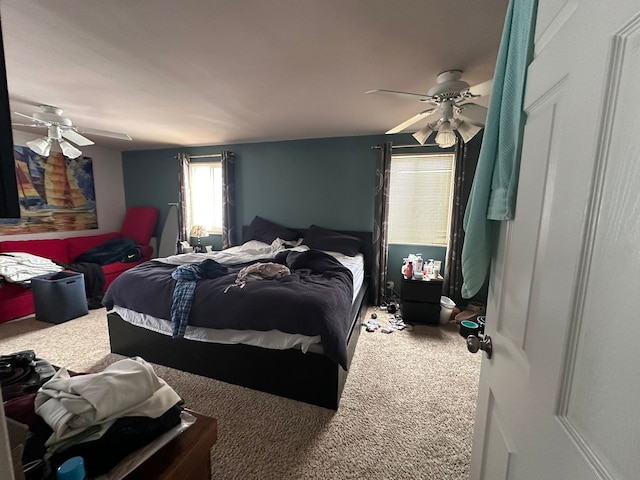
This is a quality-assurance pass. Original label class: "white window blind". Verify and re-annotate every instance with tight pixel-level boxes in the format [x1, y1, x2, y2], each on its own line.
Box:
[189, 162, 223, 233]
[388, 153, 455, 246]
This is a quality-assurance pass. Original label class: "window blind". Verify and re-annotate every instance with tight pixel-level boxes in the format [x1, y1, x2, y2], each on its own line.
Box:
[189, 162, 223, 233]
[388, 153, 455, 246]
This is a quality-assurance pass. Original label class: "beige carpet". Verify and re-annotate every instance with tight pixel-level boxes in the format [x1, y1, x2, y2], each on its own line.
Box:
[0, 307, 481, 479]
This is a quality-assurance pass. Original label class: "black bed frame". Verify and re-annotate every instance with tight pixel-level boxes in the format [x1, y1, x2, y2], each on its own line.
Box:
[107, 230, 372, 410]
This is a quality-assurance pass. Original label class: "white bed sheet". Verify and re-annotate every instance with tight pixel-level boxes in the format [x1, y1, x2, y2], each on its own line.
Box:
[113, 244, 365, 353]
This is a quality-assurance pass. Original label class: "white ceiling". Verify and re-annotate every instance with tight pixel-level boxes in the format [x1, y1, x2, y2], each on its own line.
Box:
[2, 0, 509, 151]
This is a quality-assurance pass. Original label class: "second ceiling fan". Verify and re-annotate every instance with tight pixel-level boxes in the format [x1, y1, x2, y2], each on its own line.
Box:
[12, 105, 132, 158]
[368, 70, 492, 147]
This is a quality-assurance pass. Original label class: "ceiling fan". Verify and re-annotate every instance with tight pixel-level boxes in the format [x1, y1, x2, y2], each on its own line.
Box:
[367, 70, 492, 148]
[12, 104, 132, 159]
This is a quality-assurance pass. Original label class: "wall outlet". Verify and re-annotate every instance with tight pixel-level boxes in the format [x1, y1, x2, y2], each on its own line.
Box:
[386, 281, 394, 291]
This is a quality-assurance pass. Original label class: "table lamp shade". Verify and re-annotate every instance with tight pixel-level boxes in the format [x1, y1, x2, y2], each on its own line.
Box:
[190, 225, 207, 238]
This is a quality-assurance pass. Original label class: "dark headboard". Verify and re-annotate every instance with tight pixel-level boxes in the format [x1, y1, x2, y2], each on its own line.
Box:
[241, 226, 373, 278]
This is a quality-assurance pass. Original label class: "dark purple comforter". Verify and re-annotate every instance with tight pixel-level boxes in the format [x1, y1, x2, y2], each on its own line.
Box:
[103, 249, 354, 368]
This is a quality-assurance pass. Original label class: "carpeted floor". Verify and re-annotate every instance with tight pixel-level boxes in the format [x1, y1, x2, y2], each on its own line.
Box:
[0, 307, 481, 479]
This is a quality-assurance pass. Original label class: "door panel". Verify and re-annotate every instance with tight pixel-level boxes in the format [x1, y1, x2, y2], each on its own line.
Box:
[562, 18, 640, 478]
[470, 1, 640, 479]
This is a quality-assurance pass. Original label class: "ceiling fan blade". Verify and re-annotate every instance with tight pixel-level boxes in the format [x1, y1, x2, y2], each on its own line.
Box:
[14, 112, 50, 125]
[11, 122, 43, 128]
[456, 103, 488, 125]
[456, 120, 483, 143]
[367, 89, 435, 103]
[464, 78, 493, 98]
[62, 129, 95, 146]
[74, 126, 132, 141]
[385, 108, 438, 134]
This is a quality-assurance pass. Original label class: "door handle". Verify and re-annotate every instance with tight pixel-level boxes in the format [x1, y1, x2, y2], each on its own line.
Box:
[467, 334, 493, 359]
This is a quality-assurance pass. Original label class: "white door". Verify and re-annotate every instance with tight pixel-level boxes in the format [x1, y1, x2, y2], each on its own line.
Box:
[470, 1, 640, 479]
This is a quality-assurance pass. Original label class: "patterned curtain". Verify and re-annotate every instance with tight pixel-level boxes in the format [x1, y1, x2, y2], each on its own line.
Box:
[221, 150, 237, 249]
[443, 140, 468, 304]
[177, 153, 191, 246]
[443, 133, 484, 304]
[372, 142, 392, 306]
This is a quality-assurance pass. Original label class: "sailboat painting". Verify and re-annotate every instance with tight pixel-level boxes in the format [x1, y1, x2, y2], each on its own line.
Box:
[0, 146, 98, 234]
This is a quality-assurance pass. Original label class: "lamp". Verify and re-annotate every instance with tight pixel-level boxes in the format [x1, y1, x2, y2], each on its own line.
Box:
[26, 136, 82, 159]
[26, 137, 52, 156]
[189, 224, 207, 253]
[456, 121, 483, 143]
[59, 140, 82, 159]
[412, 124, 434, 145]
[435, 121, 457, 148]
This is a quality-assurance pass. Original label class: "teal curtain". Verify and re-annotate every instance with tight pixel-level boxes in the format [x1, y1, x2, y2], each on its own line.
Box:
[461, 0, 538, 299]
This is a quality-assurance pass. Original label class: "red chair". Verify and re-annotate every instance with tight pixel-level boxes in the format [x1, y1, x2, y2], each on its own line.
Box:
[101, 206, 159, 289]
[120, 206, 159, 248]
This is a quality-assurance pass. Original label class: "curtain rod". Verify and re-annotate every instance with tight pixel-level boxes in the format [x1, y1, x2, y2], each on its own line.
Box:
[371, 143, 441, 149]
[393, 143, 441, 148]
[189, 153, 221, 159]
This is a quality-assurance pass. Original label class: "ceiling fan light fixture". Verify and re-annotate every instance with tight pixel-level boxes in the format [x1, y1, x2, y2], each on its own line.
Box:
[435, 121, 456, 148]
[26, 137, 52, 156]
[59, 140, 82, 159]
[412, 124, 434, 145]
[457, 121, 483, 143]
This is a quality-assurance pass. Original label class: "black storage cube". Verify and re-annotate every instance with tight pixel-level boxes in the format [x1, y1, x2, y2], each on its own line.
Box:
[400, 278, 443, 325]
[401, 279, 442, 303]
[31, 271, 88, 324]
[401, 301, 441, 325]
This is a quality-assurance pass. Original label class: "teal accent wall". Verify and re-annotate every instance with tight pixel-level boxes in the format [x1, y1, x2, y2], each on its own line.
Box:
[120, 133, 486, 303]
[122, 133, 446, 243]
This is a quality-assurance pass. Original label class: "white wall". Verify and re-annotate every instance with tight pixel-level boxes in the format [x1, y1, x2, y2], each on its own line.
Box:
[5, 130, 127, 240]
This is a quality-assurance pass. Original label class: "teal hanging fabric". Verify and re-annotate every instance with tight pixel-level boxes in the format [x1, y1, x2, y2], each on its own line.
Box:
[461, 0, 538, 299]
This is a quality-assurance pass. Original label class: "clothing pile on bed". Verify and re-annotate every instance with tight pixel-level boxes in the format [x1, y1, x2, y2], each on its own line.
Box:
[3, 355, 184, 479]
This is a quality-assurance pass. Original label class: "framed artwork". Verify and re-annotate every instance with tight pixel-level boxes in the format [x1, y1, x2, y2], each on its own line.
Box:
[0, 146, 98, 234]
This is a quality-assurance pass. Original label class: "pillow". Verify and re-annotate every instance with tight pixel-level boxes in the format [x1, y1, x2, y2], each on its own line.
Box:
[243, 216, 299, 244]
[301, 225, 363, 256]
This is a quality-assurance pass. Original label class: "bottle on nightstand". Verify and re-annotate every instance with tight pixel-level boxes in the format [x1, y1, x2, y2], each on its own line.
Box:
[405, 261, 413, 280]
[414, 254, 423, 278]
[425, 259, 434, 276]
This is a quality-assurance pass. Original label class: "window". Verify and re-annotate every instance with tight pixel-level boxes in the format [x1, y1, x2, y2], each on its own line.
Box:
[388, 153, 455, 246]
[189, 162, 223, 233]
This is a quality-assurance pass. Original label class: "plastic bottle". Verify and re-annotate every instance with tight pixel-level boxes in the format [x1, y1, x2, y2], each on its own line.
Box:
[401, 257, 408, 277]
[433, 262, 441, 278]
[405, 261, 413, 280]
[57, 456, 87, 480]
[425, 259, 434, 276]
[414, 254, 423, 278]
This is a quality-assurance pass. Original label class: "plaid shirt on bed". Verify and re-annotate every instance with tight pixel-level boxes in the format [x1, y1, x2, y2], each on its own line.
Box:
[170, 259, 228, 338]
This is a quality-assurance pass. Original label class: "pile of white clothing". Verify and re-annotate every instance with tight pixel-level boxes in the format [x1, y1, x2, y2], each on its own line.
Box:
[34, 357, 182, 448]
[0, 252, 63, 284]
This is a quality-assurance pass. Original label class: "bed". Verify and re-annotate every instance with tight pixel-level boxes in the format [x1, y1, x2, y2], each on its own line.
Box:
[104, 219, 372, 409]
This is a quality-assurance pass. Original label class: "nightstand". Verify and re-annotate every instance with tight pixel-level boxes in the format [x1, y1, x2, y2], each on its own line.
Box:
[400, 278, 443, 324]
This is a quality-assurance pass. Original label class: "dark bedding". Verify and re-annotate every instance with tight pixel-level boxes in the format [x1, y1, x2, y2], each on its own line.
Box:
[102, 249, 354, 368]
